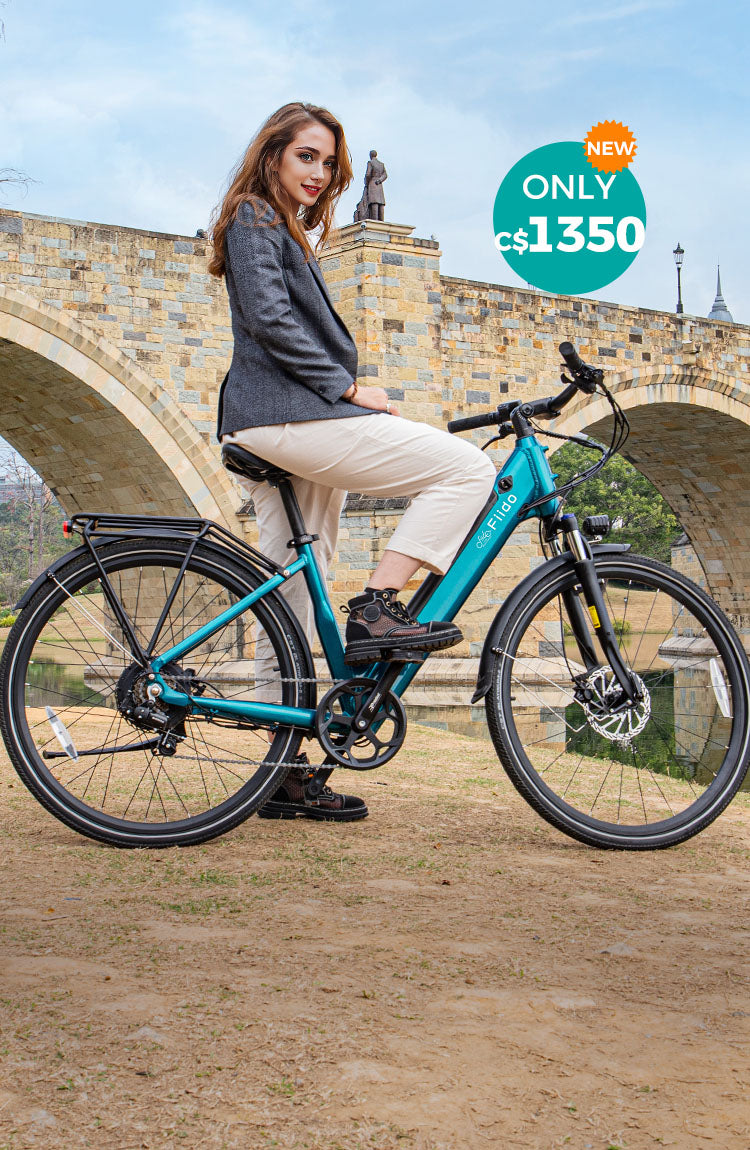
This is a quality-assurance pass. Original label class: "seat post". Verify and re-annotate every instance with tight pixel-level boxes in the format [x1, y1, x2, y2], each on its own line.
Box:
[220, 443, 319, 552]
[276, 477, 319, 551]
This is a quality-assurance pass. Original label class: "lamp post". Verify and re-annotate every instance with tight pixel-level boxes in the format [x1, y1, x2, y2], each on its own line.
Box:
[673, 242, 684, 315]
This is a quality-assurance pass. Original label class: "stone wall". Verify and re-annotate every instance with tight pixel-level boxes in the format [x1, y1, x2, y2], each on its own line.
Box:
[0, 210, 230, 440]
[2, 208, 750, 635]
[6, 207, 748, 449]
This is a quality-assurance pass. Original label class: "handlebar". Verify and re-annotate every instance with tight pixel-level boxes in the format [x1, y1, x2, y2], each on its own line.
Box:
[559, 341, 602, 394]
[446, 409, 504, 434]
[447, 341, 602, 435]
[558, 341, 584, 374]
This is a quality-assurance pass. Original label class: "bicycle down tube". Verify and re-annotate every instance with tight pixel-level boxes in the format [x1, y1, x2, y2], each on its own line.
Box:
[151, 433, 559, 728]
[9, 334, 750, 852]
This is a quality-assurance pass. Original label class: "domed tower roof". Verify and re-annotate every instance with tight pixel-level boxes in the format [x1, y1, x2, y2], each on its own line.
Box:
[708, 266, 733, 323]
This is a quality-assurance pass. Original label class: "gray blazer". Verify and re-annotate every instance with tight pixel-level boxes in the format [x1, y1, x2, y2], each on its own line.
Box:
[218, 197, 372, 437]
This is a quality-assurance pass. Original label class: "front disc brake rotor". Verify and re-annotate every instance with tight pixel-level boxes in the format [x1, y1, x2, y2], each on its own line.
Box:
[579, 667, 651, 746]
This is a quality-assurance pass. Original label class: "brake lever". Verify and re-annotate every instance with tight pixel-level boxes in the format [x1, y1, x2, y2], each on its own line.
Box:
[481, 423, 514, 451]
[559, 367, 602, 394]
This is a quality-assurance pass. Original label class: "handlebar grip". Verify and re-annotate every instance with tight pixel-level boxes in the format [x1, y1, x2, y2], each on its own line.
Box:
[447, 411, 500, 434]
[559, 341, 585, 373]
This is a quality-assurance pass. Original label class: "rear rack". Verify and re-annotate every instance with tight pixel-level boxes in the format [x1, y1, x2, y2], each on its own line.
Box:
[64, 513, 285, 577]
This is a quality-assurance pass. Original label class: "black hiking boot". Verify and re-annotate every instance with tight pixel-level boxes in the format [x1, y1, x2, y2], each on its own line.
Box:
[258, 756, 368, 822]
[342, 587, 462, 666]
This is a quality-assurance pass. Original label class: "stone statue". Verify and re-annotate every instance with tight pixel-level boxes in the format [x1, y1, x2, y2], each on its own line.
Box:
[353, 150, 388, 222]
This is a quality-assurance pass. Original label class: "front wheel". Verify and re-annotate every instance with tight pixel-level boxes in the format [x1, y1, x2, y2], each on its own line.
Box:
[486, 553, 750, 849]
[0, 537, 314, 847]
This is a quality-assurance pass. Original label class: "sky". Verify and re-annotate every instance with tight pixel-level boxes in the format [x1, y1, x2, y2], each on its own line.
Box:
[0, 0, 747, 323]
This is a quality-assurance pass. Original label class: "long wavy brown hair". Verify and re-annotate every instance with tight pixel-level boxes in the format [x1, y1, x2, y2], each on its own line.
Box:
[208, 102, 353, 277]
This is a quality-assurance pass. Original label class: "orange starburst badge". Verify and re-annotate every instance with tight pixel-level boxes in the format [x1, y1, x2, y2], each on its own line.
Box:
[584, 121, 637, 173]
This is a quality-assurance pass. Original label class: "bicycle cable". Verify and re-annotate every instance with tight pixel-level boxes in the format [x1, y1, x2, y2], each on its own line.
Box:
[530, 376, 631, 681]
[531, 378, 630, 507]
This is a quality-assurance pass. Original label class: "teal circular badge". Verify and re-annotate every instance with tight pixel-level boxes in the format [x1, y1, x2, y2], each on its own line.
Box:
[493, 141, 646, 295]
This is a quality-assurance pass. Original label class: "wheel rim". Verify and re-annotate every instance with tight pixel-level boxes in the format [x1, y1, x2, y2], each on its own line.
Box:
[8, 543, 305, 839]
[494, 559, 749, 841]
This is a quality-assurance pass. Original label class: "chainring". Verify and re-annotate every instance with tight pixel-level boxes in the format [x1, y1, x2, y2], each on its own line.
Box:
[315, 677, 407, 769]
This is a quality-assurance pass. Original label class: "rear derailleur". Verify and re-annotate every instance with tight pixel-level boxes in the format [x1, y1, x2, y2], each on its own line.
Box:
[115, 661, 203, 756]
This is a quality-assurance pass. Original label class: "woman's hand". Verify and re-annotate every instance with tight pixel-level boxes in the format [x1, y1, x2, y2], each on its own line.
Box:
[345, 384, 400, 417]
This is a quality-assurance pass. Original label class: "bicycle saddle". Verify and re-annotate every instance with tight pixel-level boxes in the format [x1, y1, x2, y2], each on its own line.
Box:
[221, 443, 292, 485]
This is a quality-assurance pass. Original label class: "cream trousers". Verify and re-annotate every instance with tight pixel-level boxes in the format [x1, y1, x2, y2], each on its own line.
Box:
[223, 413, 496, 665]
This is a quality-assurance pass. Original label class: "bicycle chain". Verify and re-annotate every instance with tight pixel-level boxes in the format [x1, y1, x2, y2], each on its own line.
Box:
[167, 754, 320, 770]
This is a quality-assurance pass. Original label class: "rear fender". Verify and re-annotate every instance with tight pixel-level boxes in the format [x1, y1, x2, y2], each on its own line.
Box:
[14, 542, 107, 611]
[14, 534, 316, 695]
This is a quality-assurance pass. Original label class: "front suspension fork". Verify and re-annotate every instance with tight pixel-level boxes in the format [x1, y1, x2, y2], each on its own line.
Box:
[552, 516, 640, 704]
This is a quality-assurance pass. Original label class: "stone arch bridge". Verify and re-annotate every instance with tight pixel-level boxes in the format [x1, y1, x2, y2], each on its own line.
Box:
[1, 208, 748, 638]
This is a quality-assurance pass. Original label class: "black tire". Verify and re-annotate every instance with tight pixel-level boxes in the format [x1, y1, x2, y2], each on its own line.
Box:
[0, 537, 314, 847]
[486, 553, 750, 849]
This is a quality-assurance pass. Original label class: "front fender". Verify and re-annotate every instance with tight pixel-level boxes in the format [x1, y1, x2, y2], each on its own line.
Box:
[471, 542, 631, 703]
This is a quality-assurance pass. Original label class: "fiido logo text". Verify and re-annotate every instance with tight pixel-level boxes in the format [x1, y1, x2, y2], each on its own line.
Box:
[476, 493, 518, 549]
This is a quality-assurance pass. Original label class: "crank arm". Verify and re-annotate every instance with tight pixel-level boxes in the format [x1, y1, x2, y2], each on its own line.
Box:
[354, 661, 406, 730]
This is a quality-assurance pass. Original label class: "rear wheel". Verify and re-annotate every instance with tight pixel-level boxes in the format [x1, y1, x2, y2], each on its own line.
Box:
[486, 553, 750, 849]
[0, 538, 313, 847]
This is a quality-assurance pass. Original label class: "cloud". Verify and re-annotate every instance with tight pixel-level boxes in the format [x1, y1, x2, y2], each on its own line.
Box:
[0, 0, 747, 321]
[562, 0, 678, 26]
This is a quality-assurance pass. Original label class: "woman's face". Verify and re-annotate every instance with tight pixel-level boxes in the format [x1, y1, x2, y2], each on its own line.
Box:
[275, 121, 337, 211]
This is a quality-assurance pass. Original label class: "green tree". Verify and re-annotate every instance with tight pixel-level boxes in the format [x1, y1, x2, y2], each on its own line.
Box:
[0, 458, 70, 606]
[551, 442, 681, 563]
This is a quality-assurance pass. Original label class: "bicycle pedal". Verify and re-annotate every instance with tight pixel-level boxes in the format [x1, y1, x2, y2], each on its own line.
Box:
[383, 648, 427, 664]
[303, 766, 333, 800]
[386, 648, 427, 667]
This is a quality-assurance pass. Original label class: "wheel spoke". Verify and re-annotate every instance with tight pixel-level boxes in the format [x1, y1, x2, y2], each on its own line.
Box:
[4, 540, 309, 846]
[49, 577, 139, 661]
[488, 555, 749, 848]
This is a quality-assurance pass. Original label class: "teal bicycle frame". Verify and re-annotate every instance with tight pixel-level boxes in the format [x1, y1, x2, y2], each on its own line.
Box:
[152, 435, 559, 729]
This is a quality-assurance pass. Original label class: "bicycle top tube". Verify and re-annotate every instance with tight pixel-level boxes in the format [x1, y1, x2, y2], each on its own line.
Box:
[157, 342, 612, 705]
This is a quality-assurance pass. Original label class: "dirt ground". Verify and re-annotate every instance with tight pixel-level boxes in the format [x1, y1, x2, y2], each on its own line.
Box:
[1, 724, 748, 1150]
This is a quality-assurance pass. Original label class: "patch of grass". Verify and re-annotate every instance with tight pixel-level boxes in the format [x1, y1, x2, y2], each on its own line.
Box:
[192, 868, 238, 887]
[159, 896, 244, 916]
[267, 1077, 295, 1097]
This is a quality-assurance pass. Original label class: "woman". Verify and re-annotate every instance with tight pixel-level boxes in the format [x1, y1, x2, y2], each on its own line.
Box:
[209, 103, 495, 820]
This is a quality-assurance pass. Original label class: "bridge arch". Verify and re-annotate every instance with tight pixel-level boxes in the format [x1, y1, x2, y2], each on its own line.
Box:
[0, 286, 237, 525]
[553, 361, 750, 628]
